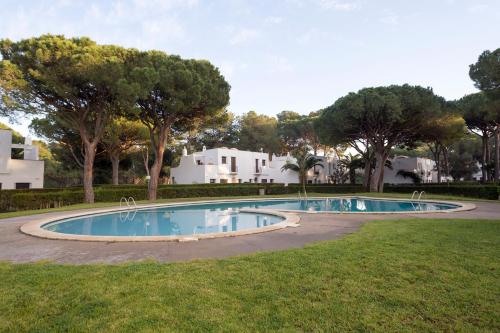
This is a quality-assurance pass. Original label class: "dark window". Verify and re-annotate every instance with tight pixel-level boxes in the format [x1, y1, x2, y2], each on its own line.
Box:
[255, 159, 259, 173]
[307, 180, 313, 184]
[15, 183, 30, 189]
[261, 179, 267, 183]
[230, 156, 236, 172]
[262, 159, 266, 166]
[210, 179, 216, 183]
[254, 177, 258, 182]
[249, 179, 252, 183]
[238, 179, 242, 183]
[220, 179, 228, 184]
[270, 179, 274, 183]
[196, 160, 203, 165]
[221, 156, 227, 164]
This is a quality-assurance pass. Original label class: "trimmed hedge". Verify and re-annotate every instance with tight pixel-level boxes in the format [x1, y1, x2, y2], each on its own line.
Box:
[385, 185, 500, 200]
[3, 183, 499, 212]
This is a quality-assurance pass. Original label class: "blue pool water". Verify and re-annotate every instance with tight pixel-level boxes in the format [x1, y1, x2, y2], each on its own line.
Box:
[43, 198, 459, 237]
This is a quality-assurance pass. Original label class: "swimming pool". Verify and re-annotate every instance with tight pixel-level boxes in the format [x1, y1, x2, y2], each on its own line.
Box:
[21, 197, 467, 241]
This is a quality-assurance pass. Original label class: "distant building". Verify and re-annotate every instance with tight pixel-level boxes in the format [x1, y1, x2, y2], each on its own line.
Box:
[384, 156, 436, 184]
[0, 130, 44, 189]
[170, 147, 335, 185]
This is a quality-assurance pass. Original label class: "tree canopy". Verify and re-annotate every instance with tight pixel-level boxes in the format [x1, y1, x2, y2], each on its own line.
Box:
[0, 35, 136, 202]
[469, 48, 500, 100]
[129, 51, 230, 200]
[235, 111, 282, 154]
[317, 85, 444, 192]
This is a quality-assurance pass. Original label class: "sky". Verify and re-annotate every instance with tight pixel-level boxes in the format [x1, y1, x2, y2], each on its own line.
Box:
[1, 0, 499, 137]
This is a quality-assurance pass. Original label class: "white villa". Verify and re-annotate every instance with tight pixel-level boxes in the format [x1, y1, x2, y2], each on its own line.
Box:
[171, 147, 335, 185]
[384, 156, 438, 184]
[171, 148, 444, 186]
[0, 129, 44, 189]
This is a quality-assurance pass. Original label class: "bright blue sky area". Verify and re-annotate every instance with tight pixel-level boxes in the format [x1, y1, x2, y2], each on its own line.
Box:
[1, 0, 499, 136]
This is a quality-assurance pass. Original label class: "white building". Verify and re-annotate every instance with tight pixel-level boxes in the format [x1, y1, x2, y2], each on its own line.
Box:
[0, 130, 44, 189]
[171, 147, 335, 184]
[384, 156, 436, 184]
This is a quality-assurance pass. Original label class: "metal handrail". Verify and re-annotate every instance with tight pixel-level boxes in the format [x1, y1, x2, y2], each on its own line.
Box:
[120, 196, 137, 210]
[411, 191, 419, 200]
[417, 191, 425, 200]
[128, 197, 137, 209]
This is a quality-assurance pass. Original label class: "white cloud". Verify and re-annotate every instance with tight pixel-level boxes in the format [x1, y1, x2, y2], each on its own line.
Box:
[265, 16, 284, 24]
[230, 28, 259, 45]
[217, 61, 249, 80]
[269, 55, 294, 73]
[379, 13, 399, 25]
[468, 4, 488, 13]
[316, 0, 359, 11]
[297, 29, 316, 44]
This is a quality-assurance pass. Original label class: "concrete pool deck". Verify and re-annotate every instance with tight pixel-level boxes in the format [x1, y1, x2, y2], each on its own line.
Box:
[0, 199, 499, 264]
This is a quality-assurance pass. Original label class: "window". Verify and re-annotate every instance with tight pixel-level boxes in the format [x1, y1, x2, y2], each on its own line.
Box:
[196, 160, 203, 165]
[249, 179, 252, 183]
[221, 156, 227, 164]
[210, 179, 216, 183]
[238, 179, 242, 183]
[270, 179, 274, 183]
[261, 179, 267, 183]
[262, 159, 266, 166]
[254, 177, 258, 183]
[15, 183, 30, 189]
[220, 179, 228, 184]
[307, 180, 313, 184]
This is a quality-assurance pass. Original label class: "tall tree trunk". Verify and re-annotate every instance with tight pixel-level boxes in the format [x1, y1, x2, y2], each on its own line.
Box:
[82, 142, 97, 203]
[362, 163, 371, 190]
[142, 147, 150, 177]
[486, 136, 491, 181]
[110, 152, 120, 186]
[481, 135, 488, 182]
[428, 143, 442, 183]
[370, 148, 388, 193]
[299, 172, 306, 194]
[495, 126, 499, 181]
[378, 165, 386, 192]
[442, 146, 450, 183]
[148, 127, 168, 201]
[349, 167, 356, 184]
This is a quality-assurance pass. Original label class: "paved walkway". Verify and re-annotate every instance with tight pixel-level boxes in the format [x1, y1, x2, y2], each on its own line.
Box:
[0, 200, 499, 264]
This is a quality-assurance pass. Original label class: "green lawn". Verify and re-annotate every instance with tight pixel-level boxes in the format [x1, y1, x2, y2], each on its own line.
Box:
[1, 218, 499, 332]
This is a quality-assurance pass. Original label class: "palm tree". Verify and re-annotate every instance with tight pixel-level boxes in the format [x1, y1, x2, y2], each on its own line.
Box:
[281, 148, 323, 195]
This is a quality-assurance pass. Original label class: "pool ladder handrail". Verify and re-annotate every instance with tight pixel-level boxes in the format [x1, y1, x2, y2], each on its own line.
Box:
[411, 191, 426, 201]
[120, 196, 138, 210]
[417, 191, 425, 200]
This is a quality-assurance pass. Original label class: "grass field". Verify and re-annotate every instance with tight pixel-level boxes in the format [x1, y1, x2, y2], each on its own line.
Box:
[1, 218, 499, 332]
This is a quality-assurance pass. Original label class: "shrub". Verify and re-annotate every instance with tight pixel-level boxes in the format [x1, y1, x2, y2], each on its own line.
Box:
[385, 185, 499, 200]
[3, 183, 498, 212]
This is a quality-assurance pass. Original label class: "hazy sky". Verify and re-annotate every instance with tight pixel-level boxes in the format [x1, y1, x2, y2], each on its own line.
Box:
[1, 0, 499, 136]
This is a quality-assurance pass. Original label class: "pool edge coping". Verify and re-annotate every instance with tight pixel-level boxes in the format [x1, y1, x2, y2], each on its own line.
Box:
[19, 196, 475, 242]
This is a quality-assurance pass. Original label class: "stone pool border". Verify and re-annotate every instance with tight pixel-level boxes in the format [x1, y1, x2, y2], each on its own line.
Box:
[19, 196, 475, 242]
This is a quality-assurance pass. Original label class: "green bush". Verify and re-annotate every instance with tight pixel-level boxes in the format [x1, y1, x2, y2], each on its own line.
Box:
[3, 183, 498, 212]
[385, 185, 500, 200]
